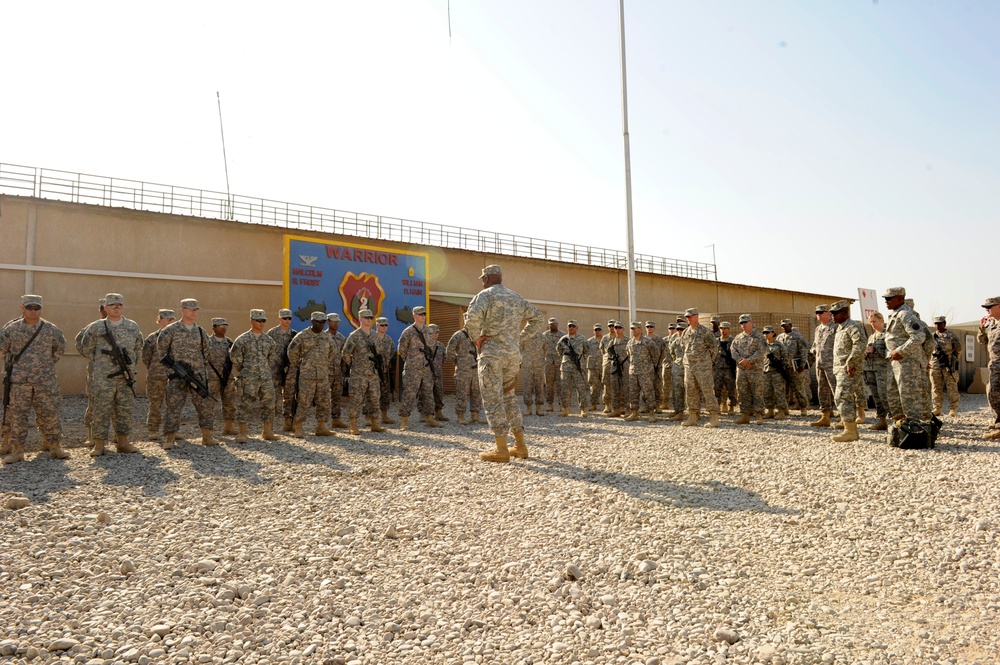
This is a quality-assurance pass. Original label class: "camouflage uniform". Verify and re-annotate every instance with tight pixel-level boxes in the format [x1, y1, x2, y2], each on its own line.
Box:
[681, 324, 720, 414]
[812, 318, 839, 412]
[930, 327, 961, 413]
[713, 335, 737, 409]
[156, 321, 214, 434]
[778, 326, 812, 409]
[376, 328, 396, 414]
[833, 318, 867, 423]
[557, 332, 590, 412]
[542, 326, 566, 408]
[584, 332, 604, 409]
[287, 327, 334, 427]
[730, 328, 766, 416]
[230, 329, 276, 425]
[430, 339, 447, 414]
[977, 310, 1000, 428]
[605, 334, 630, 413]
[397, 323, 435, 418]
[76, 317, 143, 440]
[863, 330, 891, 419]
[142, 329, 170, 433]
[884, 302, 932, 421]
[446, 329, 481, 419]
[266, 323, 296, 420]
[75, 325, 96, 435]
[626, 334, 657, 412]
[343, 328, 381, 420]
[763, 339, 789, 412]
[207, 333, 236, 424]
[668, 333, 686, 414]
[520, 333, 547, 411]
[1, 317, 66, 447]
[327, 327, 347, 424]
[644, 328, 666, 409]
[599, 330, 617, 410]
[465, 284, 544, 437]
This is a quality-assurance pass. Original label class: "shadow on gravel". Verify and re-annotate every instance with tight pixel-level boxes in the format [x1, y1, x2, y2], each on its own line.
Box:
[935, 442, 1000, 454]
[93, 452, 180, 497]
[397, 430, 475, 451]
[167, 443, 270, 484]
[525, 458, 798, 514]
[243, 438, 350, 469]
[326, 437, 413, 459]
[0, 456, 78, 503]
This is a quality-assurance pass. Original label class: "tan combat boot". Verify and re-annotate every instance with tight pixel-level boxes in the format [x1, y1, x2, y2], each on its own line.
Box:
[283, 417, 294, 432]
[835, 418, 846, 430]
[512, 430, 529, 458]
[236, 423, 248, 444]
[870, 417, 888, 431]
[315, 421, 334, 436]
[809, 411, 832, 427]
[948, 408, 959, 417]
[682, 412, 699, 427]
[202, 428, 219, 446]
[471, 412, 483, 423]
[380, 409, 396, 425]
[624, 409, 639, 422]
[425, 415, 444, 428]
[435, 408, 450, 422]
[223, 419, 237, 435]
[480, 435, 511, 463]
[536, 404, 546, 416]
[932, 406, 943, 416]
[546, 403, 554, 412]
[456, 413, 468, 425]
[369, 416, 386, 433]
[735, 412, 750, 425]
[581, 408, 588, 418]
[147, 426, 160, 441]
[602, 405, 613, 414]
[331, 417, 348, 429]
[800, 408, 808, 417]
[855, 414, 866, 425]
[293, 420, 305, 437]
[162, 432, 176, 450]
[647, 410, 657, 423]
[2, 443, 25, 464]
[775, 409, 787, 421]
[832, 421, 860, 442]
[560, 406, 570, 417]
[669, 411, 685, 421]
[704, 412, 721, 428]
[754, 413, 764, 425]
[262, 422, 277, 440]
[763, 408, 775, 419]
[115, 434, 138, 453]
[90, 439, 107, 457]
[398, 416, 410, 431]
[349, 419, 360, 435]
[0, 434, 11, 456]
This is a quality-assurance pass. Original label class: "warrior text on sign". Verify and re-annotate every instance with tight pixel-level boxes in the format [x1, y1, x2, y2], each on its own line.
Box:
[284, 235, 430, 332]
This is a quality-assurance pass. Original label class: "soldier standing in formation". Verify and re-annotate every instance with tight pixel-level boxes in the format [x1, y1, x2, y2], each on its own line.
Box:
[762, 326, 789, 421]
[930, 316, 962, 417]
[207, 317, 237, 435]
[326, 313, 348, 429]
[375, 317, 397, 425]
[397, 306, 442, 430]
[288, 311, 335, 437]
[155, 298, 216, 449]
[77, 297, 107, 446]
[599, 320, 617, 413]
[229, 309, 277, 442]
[542, 317, 565, 412]
[713, 322, 737, 414]
[142, 308, 175, 440]
[342, 309, 386, 435]
[667, 323, 686, 420]
[266, 308, 296, 431]
[810, 304, 839, 427]
[1, 295, 70, 463]
[883, 287, 932, 423]
[680, 309, 721, 428]
[605, 322, 629, 417]
[520, 330, 547, 416]
[427, 324, 449, 422]
[863, 312, 891, 431]
[730, 314, 766, 425]
[445, 320, 482, 424]
[644, 322, 666, 414]
[76, 293, 143, 456]
[465, 265, 544, 462]
[830, 300, 867, 441]
[778, 318, 811, 416]
[977, 296, 1000, 439]
[556, 320, 589, 417]
[625, 322, 658, 423]
[585, 324, 604, 411]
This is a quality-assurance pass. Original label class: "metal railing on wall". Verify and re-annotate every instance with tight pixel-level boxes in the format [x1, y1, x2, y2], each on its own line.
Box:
[0, 162, 717, 280]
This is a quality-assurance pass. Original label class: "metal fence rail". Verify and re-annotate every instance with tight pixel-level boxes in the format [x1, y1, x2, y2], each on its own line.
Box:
[0, 162, 717, 280]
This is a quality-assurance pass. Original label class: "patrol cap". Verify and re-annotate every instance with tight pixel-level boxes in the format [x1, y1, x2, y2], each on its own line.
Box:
[630, 321, 641, 329]
[613, 321, 624, 329]
[250, 309, 267, 321]
[21, 294, 42, 306]
[684, 308, 699, 317]
[104, 293, 124, 306]
[982, 296, 1000, 309]
[738, 314, 752, 324]
[814, 304, 830, 313]
[547, 317, 558, 324]
[358, 309, 374, 319]
[158, 309, 175, 319]
[720, 322, 731, 329]
[427, 323, 439, 332]
[327, 313, 340, 322]
[278, 308, 293, 318]
[780, 318, 793, 326]
[762, 326, 775, 333]
[480, 264, 502, 277]
[675, 317, 685, 324]
[607, 319, 616, 326]
[677, 322, 688, 329]
[99, 298, 107, 307]
[412, 306, 426, 315]
[830, 300, 851, 313]
[882, 286, 906, 299]
[567, 320, 578, 327]
[310, 311, 327, 321]
[710, 315, 720, 323]
[593, 324, 602, 330]
[180, 298, 200, 310]
[932, 316, 946, 323]
[645, 321, 656, 327]
[212, 317, 228, 327]
[668, 324, 677, 330]
[376, 317, 389, 325]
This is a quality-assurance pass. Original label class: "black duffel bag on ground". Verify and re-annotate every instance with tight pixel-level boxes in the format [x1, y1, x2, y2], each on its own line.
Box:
[887, 416, 941, 449]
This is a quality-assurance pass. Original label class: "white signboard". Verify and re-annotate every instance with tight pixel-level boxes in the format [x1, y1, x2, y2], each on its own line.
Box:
[966, 335, 976, 363]
[858, 287, 880, 322]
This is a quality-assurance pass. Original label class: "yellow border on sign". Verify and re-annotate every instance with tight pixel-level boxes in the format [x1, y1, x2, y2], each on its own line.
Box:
[283, 234, 431, 318]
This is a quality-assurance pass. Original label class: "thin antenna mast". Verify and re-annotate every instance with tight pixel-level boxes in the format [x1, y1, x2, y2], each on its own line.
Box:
[216, 91, 234, 220]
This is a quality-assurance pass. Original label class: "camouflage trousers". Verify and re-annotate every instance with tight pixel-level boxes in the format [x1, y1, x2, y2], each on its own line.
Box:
[684, 362, 719, 415]
[379, 372, 392, 412]
[84, 365, 94, 428]
[601, 365, 618, 409]
[208, 376, 237, 423]
[454, 368, 482, 417]
[237, 375, 275, 425]
[661, 363, 672, 407]
[587, 366, 603, 408]
[628, 368, 656, 412]
[522, 364, 545, 408]
[816, 366, 837, 412]
[478, 352, 524, 437]
[7, 381, 62, 445]
[834, 368, 864, 423]
[988, 368, 1000, 426]
[281, 370, 297, 419]
[432, 369, 445, 411]
[929, 367, 960, 412]
[670, 363, 685, 413]
[164, 379, 214, 433]
[789, 369, 812, 409]
[295, 377, 332, 425]
[714, 367, 737, 408]
[400, 363, 434, 418]
[605, 369, 627, 411]
[91, 377, 135, 440]
[544, 360, 562, 407]
[864, 368, 891, 418]
[146, 377, 168, 432]
[887, 359, 932, 421]
[652, 365, 664, 406]
[736, 368, 765, 416]
[560, 364, 589, 411]
[329, 368, 344, 421]
[347, 370, 380, 420]
[763, 372, 788, 411]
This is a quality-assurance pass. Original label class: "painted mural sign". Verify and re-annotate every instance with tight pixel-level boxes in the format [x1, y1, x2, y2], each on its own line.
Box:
[284, 235, 429, 332]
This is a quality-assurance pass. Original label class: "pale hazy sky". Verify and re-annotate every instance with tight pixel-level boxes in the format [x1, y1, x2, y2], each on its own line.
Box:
[2, 1, 997, 323]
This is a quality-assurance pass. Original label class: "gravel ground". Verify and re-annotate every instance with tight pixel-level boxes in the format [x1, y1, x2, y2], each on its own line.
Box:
[2, 395, 999, 665]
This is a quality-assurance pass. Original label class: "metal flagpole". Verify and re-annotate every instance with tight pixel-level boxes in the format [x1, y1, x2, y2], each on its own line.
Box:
[618, 0, 637, 324]
[216, 92, 234, 220]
